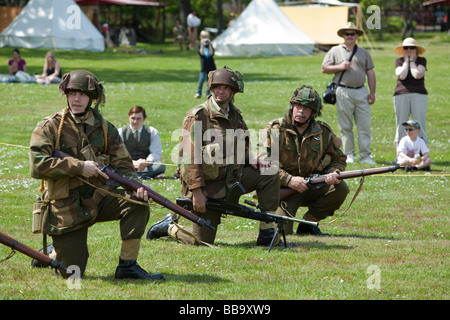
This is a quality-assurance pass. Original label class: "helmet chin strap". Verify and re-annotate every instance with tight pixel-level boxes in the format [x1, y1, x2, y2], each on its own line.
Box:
[212, 89, 235, 107]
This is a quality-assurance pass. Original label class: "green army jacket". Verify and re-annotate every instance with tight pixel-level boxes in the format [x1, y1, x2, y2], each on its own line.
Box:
[179, 97, 249, 199]
[29, 107, 136, 235]
[268, 112, 347, 187]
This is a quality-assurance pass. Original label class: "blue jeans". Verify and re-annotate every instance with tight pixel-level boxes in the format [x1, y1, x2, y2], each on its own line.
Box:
[196, 71, 210, 97]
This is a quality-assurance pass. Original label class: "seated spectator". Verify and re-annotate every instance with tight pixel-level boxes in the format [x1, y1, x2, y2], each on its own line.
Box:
[8, 48, 33, 82]
[118, 106, 166, 179]
[35, 51, 62, 84]
[397, 120, 432, 171]
[8, 48, 26, 75]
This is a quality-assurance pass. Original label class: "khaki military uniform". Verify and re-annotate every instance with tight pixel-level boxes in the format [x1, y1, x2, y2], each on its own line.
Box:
[172, 97, 279, 245]
[29, 107, 149, 276]
[267, 112, 349, 233]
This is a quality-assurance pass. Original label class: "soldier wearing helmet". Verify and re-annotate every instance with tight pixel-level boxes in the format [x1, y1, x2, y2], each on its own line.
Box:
[266, 85, 349, 236]
[29, 69, 164, 281]
[147, 66, 282, 247]
[59, 69, 105, 112]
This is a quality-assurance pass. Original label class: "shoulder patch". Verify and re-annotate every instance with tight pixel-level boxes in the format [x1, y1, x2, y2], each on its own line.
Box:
[36, 118, 50, 128]
[267, 117, 283, 128]
[317, 120, 342, 148]
[317, 120, 334, 133]
[36, 112, 60, 128]
[186, 104, 207, 118]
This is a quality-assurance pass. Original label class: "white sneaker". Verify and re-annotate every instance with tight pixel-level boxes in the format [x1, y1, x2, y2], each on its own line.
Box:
[346, 154, 356, 163]
[359, 156, 376, 165]
[194, 94, 200, 99]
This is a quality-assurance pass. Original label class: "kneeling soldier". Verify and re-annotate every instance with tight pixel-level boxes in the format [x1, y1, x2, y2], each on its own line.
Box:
[268, 85, 349, 235]
[30, 69, 163, 280]
[147, 66, 280, 246]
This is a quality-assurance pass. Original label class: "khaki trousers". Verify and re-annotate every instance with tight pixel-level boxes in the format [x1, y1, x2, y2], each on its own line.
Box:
[170, 166, 280, 245]
[275, 181, 349, 234]
[336, 86, 372, 159]
[51, 189, 149, 277]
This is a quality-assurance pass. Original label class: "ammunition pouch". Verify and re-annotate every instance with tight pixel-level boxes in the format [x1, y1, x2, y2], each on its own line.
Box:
[32, 194, 48, 234]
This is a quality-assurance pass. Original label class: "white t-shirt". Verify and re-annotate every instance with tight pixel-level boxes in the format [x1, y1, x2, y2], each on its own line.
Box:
[397, 135, 429, 158]
[187, 13, 201, 28]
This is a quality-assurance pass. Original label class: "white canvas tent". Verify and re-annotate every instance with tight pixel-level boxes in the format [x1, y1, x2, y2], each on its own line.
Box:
[212, 0, 315, 57]
[0, 0, 104, 52]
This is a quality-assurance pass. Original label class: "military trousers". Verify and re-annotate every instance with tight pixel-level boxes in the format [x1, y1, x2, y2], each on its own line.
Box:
[169, 165, 280, 245]
[51, 189, 150, 278]
[276, 180, 349, 234]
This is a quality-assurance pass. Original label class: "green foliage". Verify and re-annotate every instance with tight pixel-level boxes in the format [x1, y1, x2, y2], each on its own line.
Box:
[385, 16, 404, 33]
[0, 34, 448, 301]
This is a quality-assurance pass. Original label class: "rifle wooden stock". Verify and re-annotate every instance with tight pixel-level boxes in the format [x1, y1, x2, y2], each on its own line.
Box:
[0, 231, 66, 272]
[53, 150, 214, 230]
[280, 165, 402, 201]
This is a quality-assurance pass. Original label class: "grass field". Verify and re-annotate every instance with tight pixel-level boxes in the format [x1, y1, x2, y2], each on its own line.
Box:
[0, 32, 448, 305]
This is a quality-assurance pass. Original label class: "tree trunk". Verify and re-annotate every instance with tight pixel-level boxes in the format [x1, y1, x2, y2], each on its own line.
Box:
[178, 0, 192, 28]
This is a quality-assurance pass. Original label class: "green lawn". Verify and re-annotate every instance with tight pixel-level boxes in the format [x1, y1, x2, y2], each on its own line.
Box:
[0, 32, 448, 303]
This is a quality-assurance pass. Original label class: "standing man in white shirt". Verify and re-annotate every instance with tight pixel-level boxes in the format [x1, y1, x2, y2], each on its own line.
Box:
[119, 106, 166, 179]
[186, 11, 201, 50]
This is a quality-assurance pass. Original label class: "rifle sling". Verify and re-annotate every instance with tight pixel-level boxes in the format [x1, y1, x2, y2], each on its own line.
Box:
[0, 247, 16, 264]
[73, 175, 151, 206]
[170, 214, 217, 248]
[322, 176, 365, 224]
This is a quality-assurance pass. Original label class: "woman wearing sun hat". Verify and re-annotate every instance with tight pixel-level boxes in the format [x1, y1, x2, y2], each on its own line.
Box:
[393, 37, 428, 148]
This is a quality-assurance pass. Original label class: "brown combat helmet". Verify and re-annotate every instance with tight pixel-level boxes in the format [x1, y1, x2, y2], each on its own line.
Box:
[290, 85, 322, 117]
[59, 69, 105, 109]
[207, 66, 244, 93]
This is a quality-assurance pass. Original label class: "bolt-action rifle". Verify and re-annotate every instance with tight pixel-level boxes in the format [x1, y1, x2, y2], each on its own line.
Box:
[176, 182, 318, 252]
[279, 164, 403, 201]
[53, 150, 214, 230]
[0, 231, 67, 272]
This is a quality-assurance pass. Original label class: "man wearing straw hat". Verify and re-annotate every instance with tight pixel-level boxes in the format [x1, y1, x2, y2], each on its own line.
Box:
[393, 37, 428, 148]
[322, 22, 376, 165]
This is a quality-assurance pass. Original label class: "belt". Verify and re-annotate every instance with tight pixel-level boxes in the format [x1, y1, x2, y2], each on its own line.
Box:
[338, 84, 364, 89]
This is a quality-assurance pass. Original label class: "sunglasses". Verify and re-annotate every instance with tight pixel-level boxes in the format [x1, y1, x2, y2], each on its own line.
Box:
[344, 32, 356, 36]
[403, 46, 416, 50]
[405, 128, 417, 131]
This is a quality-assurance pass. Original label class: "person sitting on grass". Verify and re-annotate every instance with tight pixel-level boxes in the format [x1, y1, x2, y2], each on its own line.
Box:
[396, 120, 432, 171]
[35, 51, 62, 84]
[118, 106, 166, 179]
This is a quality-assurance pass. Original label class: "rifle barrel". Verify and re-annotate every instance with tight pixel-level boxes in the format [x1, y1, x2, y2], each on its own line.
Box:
[280, 165, 402, 200]
[310, 165, 401, 183]
[53, 149, 214, 230]
[101, 166, 214, 229]
[0, 231, 66, 271]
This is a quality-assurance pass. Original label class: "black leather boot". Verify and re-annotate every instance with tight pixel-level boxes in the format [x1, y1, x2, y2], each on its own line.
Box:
[146, 213, 178, 240]
[256, 228, 278, 246]
[297, 223, 330, 236]
[114, 258, 164, 280]
[31, 243, 54, 268]
[256, 228, 295, 248]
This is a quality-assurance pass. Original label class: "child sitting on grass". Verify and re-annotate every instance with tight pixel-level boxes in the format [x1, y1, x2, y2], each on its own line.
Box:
[397, 120, 432, 171]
